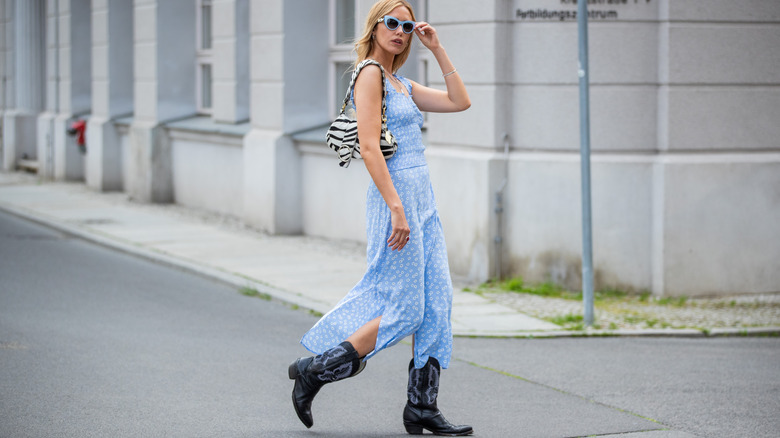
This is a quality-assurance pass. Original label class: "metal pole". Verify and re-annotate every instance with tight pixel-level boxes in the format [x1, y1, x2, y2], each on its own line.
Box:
[577, 0, 595, 326]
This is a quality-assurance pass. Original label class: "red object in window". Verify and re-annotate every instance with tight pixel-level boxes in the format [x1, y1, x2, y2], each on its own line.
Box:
[67, 120, 87, 146]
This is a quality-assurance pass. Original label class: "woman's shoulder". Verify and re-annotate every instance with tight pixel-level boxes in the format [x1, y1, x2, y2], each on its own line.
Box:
[356, 61, 383, 76]
[394, 75, 414, 93]
[354, 64, 384, 89]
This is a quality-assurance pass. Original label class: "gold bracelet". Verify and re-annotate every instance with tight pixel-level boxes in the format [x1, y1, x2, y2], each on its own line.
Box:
[443, 68, 457, 78]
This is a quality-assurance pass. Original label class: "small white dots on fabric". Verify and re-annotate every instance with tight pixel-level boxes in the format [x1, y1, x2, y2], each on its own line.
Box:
[302, 75, 453, 370]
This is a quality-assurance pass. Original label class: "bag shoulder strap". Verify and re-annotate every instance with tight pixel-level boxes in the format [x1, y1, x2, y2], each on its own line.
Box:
[339, 60, 389, 122]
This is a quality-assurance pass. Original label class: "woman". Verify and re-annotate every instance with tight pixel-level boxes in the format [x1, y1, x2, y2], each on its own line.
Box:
[289, 1, 472, 435]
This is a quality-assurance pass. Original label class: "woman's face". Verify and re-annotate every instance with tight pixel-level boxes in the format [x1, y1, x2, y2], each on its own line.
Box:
[373, 6, 414, 56]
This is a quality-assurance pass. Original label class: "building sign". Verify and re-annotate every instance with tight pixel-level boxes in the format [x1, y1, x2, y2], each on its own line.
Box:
[514, 0, 658, 22]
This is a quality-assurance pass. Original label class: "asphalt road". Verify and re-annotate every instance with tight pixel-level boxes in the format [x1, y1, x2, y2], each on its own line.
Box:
[1, 209, 778, 437]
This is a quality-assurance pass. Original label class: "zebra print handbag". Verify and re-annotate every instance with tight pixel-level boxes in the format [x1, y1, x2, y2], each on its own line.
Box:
[326, 59, 398, 168]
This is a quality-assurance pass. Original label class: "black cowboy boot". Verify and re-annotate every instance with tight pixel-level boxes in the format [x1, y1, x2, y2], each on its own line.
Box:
[288, 341, 366, 428]
[403, 357, 473, 436]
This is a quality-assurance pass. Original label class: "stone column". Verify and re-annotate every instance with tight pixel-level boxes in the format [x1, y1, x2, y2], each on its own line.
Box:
[2, 0, 44, 171]
[0, 0, 14, 112]
[424, 1, 512, 282]
[127, 0, 194, 202]
[36, 0, 59, 179]
[0, 0, 14, 170]
[651, 1, 780, 296]
[211, 0, 249, 124]
[39, 0, 92, 181]
[242, 0, 327, 234]
[14, 0, 44, 112]
[86, 0, 132, 191]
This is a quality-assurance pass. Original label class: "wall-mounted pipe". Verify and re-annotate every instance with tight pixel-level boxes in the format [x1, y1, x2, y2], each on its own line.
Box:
[494, 133, 510, 280]
[48, 0, 59, 178]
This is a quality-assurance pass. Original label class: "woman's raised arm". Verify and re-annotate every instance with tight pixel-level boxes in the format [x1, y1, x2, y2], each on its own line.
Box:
[409, 21, 470, 113]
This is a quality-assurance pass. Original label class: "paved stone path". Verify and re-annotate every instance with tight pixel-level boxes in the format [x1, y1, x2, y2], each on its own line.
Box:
[483, 290, 780, 331]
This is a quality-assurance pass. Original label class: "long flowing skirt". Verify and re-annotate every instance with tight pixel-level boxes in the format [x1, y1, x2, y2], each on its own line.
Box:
[300, 164, 453, 369]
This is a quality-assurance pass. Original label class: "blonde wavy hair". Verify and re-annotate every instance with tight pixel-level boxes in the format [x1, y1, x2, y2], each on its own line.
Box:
[354, 0, 416, 73]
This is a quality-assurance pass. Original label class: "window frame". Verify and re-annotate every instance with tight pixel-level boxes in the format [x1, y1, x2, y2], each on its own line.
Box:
[328, 0, 359, 119]
[414, 0, 428, 124]
[196, 0, 214, 115]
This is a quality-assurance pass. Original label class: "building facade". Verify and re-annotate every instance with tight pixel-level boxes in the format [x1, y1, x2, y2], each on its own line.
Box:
[1, 0, 779, 297]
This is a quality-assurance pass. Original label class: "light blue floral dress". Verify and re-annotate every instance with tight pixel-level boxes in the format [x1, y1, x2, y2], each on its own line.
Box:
[301, 73, 453, 370]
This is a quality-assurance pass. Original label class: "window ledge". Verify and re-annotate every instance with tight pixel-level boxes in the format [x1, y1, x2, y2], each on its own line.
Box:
[114, 115, 134, 126]
[164, 116, 251, 137]
[291, 123, 329, 144]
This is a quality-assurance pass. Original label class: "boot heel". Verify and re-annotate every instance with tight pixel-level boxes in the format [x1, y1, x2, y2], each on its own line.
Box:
[404, 423, 424, 435]
[288, 360, 299, 380]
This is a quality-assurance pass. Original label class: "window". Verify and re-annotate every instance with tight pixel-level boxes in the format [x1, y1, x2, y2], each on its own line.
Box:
[196, 0, 213, 114]
[414, 0, 428, 88]
[414, 1, 428, 124]
[329, 0, 357, 117]
[333, 61, 353, 109]
[199, 64, 212, 109]
[334, 0, 355, 45]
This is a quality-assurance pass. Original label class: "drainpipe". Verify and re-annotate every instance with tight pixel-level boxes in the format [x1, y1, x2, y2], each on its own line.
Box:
[47, 0, 59, 178]
[494, 133, 510, 280]
[54, 0, 59, 113]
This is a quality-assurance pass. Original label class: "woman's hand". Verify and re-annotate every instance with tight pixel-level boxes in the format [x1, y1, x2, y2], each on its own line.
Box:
[414, 22, 441, 51]
[388, 206, 411, 251]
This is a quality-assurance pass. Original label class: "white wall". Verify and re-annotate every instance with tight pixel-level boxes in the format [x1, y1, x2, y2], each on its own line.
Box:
[169, 129, 244, 217]
[117, 123, 131, 192]
[415, 0, 780, 295]
[299, 139, 369, 243]
[658, 155, 780, 296]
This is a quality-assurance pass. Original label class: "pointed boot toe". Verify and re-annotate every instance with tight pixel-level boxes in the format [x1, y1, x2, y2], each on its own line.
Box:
[289, 358, 317, 428]
[403, 404, 473, 436]
[403, 358, 473, 436]
[287, 342, 364, 429]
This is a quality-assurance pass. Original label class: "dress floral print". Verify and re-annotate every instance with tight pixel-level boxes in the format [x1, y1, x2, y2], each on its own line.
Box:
[302, 75, 454, 370]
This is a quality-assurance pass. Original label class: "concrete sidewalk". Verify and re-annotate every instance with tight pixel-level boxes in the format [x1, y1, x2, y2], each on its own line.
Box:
[0, 171, 559, 337]
[4, 171, 778, 338]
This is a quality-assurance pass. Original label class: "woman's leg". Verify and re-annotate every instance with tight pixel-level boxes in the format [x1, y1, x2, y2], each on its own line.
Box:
[402, 218, 471, 435]
[289, 339, 365, 428]
[346, 316, 382, 357]
[412, 217, 453, 369]
[403, 356, 473, 436]
[289, 316, 381, 428]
